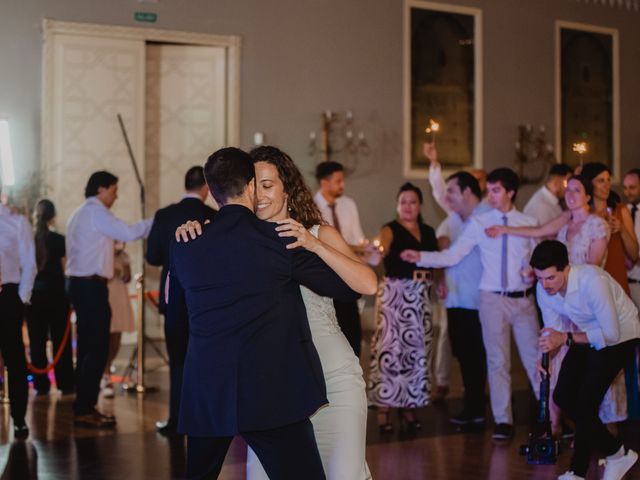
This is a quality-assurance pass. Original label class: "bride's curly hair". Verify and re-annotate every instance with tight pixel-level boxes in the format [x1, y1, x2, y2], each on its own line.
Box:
[249, 146, 325, 229]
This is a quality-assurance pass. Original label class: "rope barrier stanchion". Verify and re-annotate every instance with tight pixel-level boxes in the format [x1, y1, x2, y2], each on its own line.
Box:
[1, 368, 9, 404]
[135, 272, 147, 393]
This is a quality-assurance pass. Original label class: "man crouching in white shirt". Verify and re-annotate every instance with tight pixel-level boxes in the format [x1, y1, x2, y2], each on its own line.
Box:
[532, 240, 640, 480]
[66, 171, 152, 428]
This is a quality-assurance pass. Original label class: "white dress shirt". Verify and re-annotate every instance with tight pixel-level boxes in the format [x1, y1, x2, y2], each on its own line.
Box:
[428, 163, 451, 214]
[66, 197, 152, 279]
[436, 202, 492, 309]
[0, 205, 37, 303]
[537, 264, 640, 350]
[628, 202, 640, 281]
[417, 207, 539, 292]
[523, 186, 563, 226]
[313, 191, 365, 246]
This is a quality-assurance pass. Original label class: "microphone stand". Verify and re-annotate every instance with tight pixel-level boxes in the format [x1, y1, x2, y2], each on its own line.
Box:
[117, 113, 159, 394]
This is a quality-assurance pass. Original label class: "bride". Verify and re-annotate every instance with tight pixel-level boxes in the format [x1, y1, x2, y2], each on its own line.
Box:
[176, 146, 375, 479]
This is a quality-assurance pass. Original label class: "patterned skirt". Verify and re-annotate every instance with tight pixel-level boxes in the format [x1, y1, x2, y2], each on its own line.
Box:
[368, 277, 433, 408]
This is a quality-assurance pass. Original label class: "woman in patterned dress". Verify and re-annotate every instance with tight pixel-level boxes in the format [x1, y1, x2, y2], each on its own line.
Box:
[368, 182, 439, 432]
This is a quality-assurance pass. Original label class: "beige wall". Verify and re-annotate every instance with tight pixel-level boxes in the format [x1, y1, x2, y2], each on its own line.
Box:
[1, 0, 639, 234]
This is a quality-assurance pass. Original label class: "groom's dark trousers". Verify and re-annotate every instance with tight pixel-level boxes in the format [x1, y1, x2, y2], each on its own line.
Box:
[187, 419, 324, 479]
[169, 205, 359, 480]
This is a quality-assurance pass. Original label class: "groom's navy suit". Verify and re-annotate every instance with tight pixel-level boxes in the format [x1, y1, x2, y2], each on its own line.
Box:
[169, 204, 359, 479]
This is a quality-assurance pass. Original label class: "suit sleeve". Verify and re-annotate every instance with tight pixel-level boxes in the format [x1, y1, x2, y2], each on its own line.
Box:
[291, 248, 360, 302]
[146, 211, 164, 266]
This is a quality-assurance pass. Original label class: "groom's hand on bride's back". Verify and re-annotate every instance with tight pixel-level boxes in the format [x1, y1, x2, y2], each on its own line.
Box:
[175, 219, 210, 242]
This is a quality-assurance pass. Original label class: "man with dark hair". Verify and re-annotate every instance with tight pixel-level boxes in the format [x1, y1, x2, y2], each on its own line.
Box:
[0, 199, 36, 439]
[171, 147, 359, 479]
[313, 161, 366, 357]
[532, 240, 640, 480]
[624, 168, 640, 308]
[424, 142, 488, 214]
[402, 167, 540, 440]
[524, 163, 573, 227]
[146, 165, 216, 436]
[432, 170, 491, 425]
[66, 170, 152, 428]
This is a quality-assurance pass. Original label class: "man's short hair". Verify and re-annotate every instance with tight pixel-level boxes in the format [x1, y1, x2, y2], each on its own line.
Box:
[548, 163, 573, 178]
[486, 168, 520, 201]
[85, 171, 118, 198]
[315, 161, 344, 182]
[184, 166, 207, 191]
[203, 147, 255, 206]
[530, 240, 569, 271]
[446, 171, 482, 200]
[625, 168, 640, 180]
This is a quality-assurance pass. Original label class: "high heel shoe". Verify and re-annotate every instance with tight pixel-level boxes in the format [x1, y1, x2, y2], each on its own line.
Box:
[377, 410, 393, 434]
[398, 408, 422, 432]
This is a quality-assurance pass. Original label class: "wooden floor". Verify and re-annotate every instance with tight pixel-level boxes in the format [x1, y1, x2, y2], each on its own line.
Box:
[1, 344, 640, 479]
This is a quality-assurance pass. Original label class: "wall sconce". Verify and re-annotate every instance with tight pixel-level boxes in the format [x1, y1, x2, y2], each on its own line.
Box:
[514, 124, 555, 185]
[308, 111, 369, 175]
[0, 119, 16, 187]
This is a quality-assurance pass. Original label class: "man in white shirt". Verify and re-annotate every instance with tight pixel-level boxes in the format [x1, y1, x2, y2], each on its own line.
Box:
[313, 161, 365, 357]
[532, 240, 639, 480]
[402, 168, 540, 440]
[523, 163, 572, 227]
[623, 168, 640, 308]
[66, 171, 152, 428]
[435, 171, 491, 426]
[0, 200, 36, 439]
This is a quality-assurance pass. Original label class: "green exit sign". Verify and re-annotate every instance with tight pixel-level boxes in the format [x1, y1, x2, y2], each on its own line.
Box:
[134, 11, 157, 23]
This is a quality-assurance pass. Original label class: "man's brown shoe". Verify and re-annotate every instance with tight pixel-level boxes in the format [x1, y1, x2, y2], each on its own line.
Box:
[74, 411, 116, 429]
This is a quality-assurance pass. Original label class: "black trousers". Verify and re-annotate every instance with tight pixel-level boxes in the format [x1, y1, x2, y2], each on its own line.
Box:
[333, 299, 361, 358]
[25, 289, 75, 393]
[67, 278, 111, 415]
[0, 284, 28, 424]
[554, 339, 638, 477]
[447, 308, 487, 417]
[187, 418, 325, 480]
[164, 312, 188, 424]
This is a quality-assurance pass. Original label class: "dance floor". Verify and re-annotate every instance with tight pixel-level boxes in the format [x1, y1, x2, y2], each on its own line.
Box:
[1, 344, 639, 479]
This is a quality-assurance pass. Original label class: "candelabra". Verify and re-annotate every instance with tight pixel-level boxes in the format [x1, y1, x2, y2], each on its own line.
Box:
[515, 124, 556, 185]
[308, 111, 369, 175]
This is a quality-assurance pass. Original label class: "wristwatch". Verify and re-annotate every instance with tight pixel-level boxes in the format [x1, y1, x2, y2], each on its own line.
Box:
[565, 332, 574, 347]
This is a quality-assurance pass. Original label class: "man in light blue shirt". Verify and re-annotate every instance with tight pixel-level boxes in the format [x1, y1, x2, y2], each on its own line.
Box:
[533, 240, 639, 480]
[435, 171, 490, 427]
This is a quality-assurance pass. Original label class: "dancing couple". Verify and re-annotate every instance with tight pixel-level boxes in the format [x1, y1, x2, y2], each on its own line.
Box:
[170, 146, 376, 479]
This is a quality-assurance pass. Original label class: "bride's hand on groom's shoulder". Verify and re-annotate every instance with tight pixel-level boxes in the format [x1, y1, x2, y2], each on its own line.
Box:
[275, 219, 320, 253]
[175, 219, 207, 242]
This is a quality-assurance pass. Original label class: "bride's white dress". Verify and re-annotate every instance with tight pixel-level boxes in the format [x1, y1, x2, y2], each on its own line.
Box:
[246, 225, 372, 479]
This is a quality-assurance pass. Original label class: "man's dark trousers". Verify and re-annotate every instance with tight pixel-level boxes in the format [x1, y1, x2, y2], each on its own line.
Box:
[333, 299, 361, 358]
[554, 339, 638, 477]
[447, 307, 487, 417]
[0, 284, 28, 424]
[67, 277, 111, 415]
[187, 418, 325, 480]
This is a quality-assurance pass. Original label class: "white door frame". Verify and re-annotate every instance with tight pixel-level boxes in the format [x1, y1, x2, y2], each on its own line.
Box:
[41, 18, 241, 187]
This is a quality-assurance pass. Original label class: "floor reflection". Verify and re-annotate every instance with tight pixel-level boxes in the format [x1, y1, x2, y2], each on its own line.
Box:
[0, 441, 38, 480]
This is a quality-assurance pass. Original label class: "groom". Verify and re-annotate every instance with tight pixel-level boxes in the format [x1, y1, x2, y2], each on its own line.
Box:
[169, 147, 359, 479]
